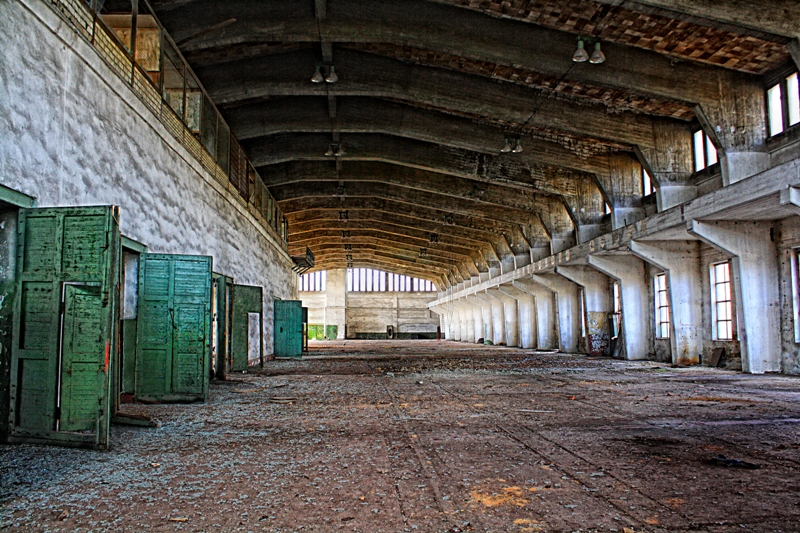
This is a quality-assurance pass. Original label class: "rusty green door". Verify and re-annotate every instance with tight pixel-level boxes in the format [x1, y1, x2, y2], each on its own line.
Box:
[9, 206, 119, 449]
[274, 300, 303, 358]
[135, 254, 212, 402]
[230, 284, 262, 372]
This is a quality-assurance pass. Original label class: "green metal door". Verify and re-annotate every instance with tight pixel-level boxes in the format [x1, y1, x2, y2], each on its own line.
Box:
[274, 300, 303, 358]
[230, 284, 262, 372]
[9, 206, 119, 449]
[135, 254, 212, 402]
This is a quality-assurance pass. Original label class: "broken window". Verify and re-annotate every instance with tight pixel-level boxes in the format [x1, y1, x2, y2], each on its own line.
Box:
[642, 168, 654, 196]
[611, 282, 621, 339]
[654, 273, 670, 339]
[711, 262, 734, 341]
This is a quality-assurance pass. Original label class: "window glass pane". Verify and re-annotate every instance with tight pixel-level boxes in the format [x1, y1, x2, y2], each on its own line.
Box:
[788, 73, 800, 127]
[185, 74, 202, 134]
[705, 136, 717, 166]
[768, 83, 785, 136]
[134, 12, 160, 79]
[693, 130, 706, 171]
[642, 169, 653, 195]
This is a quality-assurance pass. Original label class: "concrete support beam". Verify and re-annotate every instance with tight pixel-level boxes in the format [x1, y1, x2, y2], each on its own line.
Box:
[513, 279, 558, 350]
[779, 186, 800, 217]
[688, 220, 781, 374]
[790, 39, 800, 71]
[469, 294, 494, 343]
[530, 273, 583, 353]
[586, 254, 651, 360]
[497, 285, 536, 349]
[453, 300, 474, 342]
[639, 122, 697, 211]
[629, 240, 703, 366]
[487, 288, 518, 346]
[555, 266, 612, 356]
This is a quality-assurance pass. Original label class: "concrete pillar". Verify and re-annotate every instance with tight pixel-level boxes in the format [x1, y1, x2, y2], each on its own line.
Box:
[530, 273, 582, 353]
[696, 73, 770, 185]
[478, 291, 506, 345]
[513, 279, 558, 350]
[466, 294, 491, 343]
[629, 240, 703, 366]
[453, 300, 474, 343]
[640, 122, 697, 211]
[487, 288, 519, 347]
[326, 268, 347, 339]
[688, 220, 780, 374]
[556, 266, 612, 356]
[586, 254, 651, 360]
[498, 284, 536, 349]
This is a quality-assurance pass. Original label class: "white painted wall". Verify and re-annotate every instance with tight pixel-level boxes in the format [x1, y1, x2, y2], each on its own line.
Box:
[0, 0, 296, 353]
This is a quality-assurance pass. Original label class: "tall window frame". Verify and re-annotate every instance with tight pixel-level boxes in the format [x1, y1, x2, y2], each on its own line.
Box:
[710, 261, 735, 341]
[611, 281, 622, 339]
[654, 273, 670, 339]
[692, 129, 718, 172]
[767, 71, 800, 137]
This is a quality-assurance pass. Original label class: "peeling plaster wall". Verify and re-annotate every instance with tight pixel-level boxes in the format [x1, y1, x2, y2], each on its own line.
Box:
[0, 0, 295, 353]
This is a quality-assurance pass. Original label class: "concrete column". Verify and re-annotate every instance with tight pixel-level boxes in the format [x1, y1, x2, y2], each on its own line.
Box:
[586, 254, 651, 360]
[478, 291, 506, 345]
[498, 284, 536, 349]
[326, 268, 347, 339]
[530, 273, 582, 353]
[466, 294, 491, 343]
[453, 300, 474, 343]
[556, 266, 612, 356]
[629, 240, 703, 366]
[487, 288, 519, 347]
[513, 279, 558, 350]
[640, 122, 697, 211]
[688, 220, 780, 374]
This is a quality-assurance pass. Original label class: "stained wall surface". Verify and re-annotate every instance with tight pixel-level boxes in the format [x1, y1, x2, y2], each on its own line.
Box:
[0, 0, 296, 352]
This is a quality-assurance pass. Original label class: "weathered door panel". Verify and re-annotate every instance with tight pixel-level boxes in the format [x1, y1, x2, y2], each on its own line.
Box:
[274, 300, 303, 358]
[135, 254, 211, 402]
[231, 284, 262, 371]
[211, 274, 233, 380]
[10, 206, 119, 449]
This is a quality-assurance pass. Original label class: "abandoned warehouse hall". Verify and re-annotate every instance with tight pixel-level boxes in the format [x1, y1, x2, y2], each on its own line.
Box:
[1, 0, 800, 530]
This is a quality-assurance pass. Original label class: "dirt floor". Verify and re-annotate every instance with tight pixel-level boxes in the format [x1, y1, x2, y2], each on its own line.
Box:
[2, 340, 800, 533]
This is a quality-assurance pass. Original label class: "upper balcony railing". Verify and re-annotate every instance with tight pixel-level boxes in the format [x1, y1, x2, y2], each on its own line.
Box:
[49, 0, 289, 246]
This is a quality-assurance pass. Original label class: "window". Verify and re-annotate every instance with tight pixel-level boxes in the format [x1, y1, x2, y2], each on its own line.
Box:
[611, 282, 621, 339]
[299, 270, 327, 292]
[654, 273, 670, 339]
[767, 72, 800, 137]
[642, 168, 654, 196]
[579, 288, 586, 337]
[346, 268, 436, 292]
[711, 262, 734, 340]
[693, 129, 718, 172]
[792, 249, 800, 343]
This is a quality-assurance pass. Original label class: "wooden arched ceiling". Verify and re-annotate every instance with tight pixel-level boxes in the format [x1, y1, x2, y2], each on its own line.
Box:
[149, 0, 798, 286]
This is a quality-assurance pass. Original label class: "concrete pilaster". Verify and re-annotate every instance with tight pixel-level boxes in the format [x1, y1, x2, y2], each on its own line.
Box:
[467, 294, 492, 342]
[555, 266, 612, 356]
[587, 254, 651, 360]
[530, 273, 582, 353]
[487, 288, 518, 346]
[688, 220, 781, 373]
[326, 268, 347, 339]
[475, 292, 504, 345]
[630, 240, 703, 366]
[498, 284, 536, 349]
[513, 279, 558, 350]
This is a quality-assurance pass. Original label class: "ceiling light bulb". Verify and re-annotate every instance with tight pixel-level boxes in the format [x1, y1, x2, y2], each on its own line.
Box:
[572, 39, 589, 63]
[512, 138, 523, 153]
[311, 65, 324, 83]
[334, 144, 346, 157]
[589, 42, 606, 64]
[325, 66, 338, 83]
[501, 138, 512, 153]
[325, 144, 335, 156]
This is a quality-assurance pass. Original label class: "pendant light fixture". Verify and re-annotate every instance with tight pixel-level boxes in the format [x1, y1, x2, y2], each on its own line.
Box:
[572, 39, 589, 62]
[512, 138, 523, 153]
[589, 42, 606, 64]
[500, 138, 512, 153]
[325, 66, 338, 83]
[311, 65, 324, 83]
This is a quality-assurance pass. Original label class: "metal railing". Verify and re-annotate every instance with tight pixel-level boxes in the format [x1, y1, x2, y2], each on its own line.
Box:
[47, 0, 288, 247]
